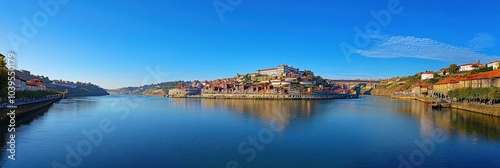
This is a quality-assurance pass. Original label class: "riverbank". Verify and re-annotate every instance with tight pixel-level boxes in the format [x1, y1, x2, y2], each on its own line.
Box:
[169, 94, 359, 100]
[390, 95, 500, 117]
[0, 97, 62, 122]
[390, 95, 434, 102]
[451, 102, 500, 116]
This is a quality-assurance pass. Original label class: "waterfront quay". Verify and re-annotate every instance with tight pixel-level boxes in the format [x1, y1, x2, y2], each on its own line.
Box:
[168, 64, 362, 100]
[390, 94, 500, 117]
[0, 95, 63, 122]
[169, 93, 359, 100]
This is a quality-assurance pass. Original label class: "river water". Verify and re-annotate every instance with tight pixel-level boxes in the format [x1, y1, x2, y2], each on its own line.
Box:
[1, 95, 499, 167]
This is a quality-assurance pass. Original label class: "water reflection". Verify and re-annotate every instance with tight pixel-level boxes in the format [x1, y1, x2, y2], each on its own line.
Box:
[171, 97, 500, 142]
[53, 97, 100, 112]
[0, 105, 52, 165]
[171, 98, 324, 127]
[395, 99, 500, 141]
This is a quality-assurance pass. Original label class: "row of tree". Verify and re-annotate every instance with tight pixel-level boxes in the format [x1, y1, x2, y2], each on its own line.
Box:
[448, 87, 500, 104]
[0, 54, 8, 103]
[15, 90, 62, 99]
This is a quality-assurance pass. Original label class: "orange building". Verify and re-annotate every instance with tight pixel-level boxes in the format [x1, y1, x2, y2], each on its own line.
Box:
[434, 69, 500, 95]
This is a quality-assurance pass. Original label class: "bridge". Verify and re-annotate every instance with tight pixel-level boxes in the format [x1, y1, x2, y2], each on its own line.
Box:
[328, 79, 381, 84]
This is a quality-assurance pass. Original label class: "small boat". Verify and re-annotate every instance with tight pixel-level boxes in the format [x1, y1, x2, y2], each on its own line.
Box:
[430, 102, 441, 108]
[429, 99, 451, 109]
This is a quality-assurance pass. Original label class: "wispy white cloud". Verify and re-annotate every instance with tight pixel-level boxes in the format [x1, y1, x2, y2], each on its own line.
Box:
[355, 34, 500, 63]
[468, 33, 496, 50]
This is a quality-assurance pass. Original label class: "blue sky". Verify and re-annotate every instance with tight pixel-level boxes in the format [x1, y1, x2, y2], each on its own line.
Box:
[1, 0, 499, 89]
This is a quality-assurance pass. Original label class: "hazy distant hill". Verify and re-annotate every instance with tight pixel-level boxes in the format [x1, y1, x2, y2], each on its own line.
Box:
[15, 69, 109, 97]
[110, 81, 188, 96]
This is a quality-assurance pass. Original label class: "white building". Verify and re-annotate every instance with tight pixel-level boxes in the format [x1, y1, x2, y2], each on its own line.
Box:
[421, 72, 434, 80]
[52, 81, 78, 88]
[487, 61, 500, 70]
[459, 62, 483, 72]
[257, 68, 279, 76]
[256, 65, 302, 77]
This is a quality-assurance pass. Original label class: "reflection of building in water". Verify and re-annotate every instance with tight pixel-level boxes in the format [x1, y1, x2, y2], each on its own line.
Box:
[169, 98, 202, 110]
[395, 100, 434, 137]
[171, 98, 319, 128]
[395, 100, 500, 141]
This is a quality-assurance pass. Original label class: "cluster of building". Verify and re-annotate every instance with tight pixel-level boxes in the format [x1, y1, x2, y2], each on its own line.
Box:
[14, 76, 47, 91]
[437, 60, 500, 76]
[393, 60, 500, 98]
[52, 80, 78, 88]
[433, 69, 500, 96]
[169, 65, 358, 96]
[425, 61, 500, 80]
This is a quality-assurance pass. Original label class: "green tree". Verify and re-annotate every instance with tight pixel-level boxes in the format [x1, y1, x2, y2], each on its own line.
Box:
[471, 67, 493, 74]
[479, 88, 489, 103]
[448, 64, 458, 74]
[0, 54, 8, 103]
[488, 87, 500, 103]
[244, 75, 251, 82]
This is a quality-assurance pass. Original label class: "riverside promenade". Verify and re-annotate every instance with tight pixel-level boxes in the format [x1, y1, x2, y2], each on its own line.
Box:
[390, 95, 500, 117]
[0, 95, 63, 122]
[169, 93, 359, 100]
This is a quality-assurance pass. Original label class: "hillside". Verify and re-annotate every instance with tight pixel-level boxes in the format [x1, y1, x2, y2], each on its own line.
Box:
[15, 70, 109, 97]
[54, 84, 109, 97]
[110, 81, 187, 96]
[372, 69, 485, 96]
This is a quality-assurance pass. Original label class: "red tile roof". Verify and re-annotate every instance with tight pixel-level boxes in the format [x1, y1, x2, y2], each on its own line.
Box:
[434, 69, 500, 84]
[463, 69, 500, 80]
[27, 79, 44, 86]
[434, 77, 465, 85]
[460, 63, 484, 68]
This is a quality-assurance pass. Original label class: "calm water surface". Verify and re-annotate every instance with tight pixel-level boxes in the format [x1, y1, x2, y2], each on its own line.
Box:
[1, 95, 499, 167]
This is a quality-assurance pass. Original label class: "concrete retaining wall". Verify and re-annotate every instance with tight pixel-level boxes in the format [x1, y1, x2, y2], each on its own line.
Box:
[0, 98, 62, 122]
[390, 95, 500, 117]
[451, 102, 500, 117]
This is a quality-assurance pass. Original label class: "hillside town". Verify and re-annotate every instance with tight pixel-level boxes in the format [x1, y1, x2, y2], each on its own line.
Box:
[168, 65, 361, 99]
[6, 69, 109, 98]
[380, 60, 500, 103]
